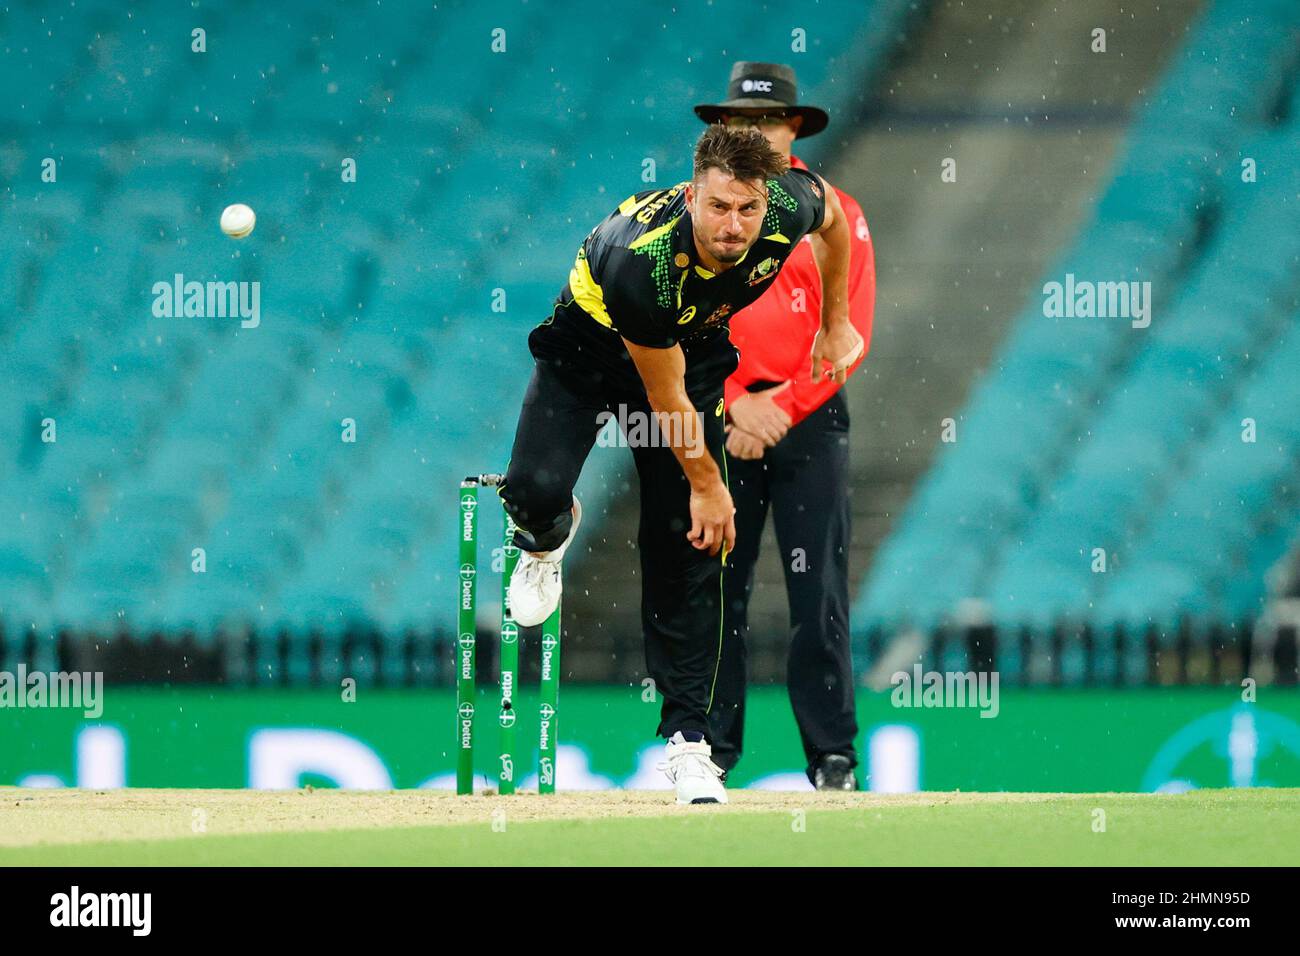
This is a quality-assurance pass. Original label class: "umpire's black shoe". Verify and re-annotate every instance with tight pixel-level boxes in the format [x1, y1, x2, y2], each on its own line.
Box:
[811, 754, 858, 791]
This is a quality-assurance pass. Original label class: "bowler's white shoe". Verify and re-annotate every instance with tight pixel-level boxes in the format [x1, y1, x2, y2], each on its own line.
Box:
[508, 497, 581, 627]
[659, 731, 728, 804]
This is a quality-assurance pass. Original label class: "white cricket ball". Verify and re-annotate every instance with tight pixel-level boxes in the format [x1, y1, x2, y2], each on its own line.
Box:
[220, 203, 256, 239]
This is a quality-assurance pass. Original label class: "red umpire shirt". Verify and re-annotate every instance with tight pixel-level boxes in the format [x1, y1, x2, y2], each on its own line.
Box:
[723, 155, 875, 424]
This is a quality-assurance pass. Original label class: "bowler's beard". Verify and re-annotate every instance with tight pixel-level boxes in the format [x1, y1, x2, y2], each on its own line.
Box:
[695, 226, 751, 265]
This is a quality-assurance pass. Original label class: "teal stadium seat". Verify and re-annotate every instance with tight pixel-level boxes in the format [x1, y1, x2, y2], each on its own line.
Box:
[0, 0, 920, 644]
[858, 0, 1300, 632]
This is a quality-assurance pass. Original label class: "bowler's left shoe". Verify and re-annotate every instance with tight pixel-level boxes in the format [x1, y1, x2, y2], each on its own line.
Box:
[659, 732, 728, 804]
[508, 497, 581, 627]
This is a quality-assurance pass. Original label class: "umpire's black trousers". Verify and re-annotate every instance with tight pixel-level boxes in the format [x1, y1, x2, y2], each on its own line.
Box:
[500, 350, 728, 742]
[708, 389, 859, 779]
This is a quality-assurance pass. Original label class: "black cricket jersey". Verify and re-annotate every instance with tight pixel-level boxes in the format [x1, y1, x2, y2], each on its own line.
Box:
[529, 167, 827, 399]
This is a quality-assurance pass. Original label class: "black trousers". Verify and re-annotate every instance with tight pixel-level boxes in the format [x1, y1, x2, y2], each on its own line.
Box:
[708, 389, 859, 778]
[500, 354, 727, 741]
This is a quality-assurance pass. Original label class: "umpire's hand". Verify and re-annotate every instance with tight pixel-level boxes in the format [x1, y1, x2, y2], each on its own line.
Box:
[724, 423, 766, 460]
[728, 380, 792, 446]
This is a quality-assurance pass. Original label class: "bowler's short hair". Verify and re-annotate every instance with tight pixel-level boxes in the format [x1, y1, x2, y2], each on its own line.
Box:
[692, 124, 789, 185]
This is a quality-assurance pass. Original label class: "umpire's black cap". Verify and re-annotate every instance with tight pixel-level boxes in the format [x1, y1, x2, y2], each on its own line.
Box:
[694, 61, 829, 139]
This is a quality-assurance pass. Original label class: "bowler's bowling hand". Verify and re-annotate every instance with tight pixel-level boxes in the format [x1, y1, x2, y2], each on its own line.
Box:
[810, 323, 864, 385]
[724, 423, 766, 461]
[688, 480, 737, 557]
[727, 381, 792, 447]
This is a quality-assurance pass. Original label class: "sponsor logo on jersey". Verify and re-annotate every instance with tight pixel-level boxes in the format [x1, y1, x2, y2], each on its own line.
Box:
[746, 256, 779, 286]
[703, 303, 732, 327]
[635, 183, 684, 224]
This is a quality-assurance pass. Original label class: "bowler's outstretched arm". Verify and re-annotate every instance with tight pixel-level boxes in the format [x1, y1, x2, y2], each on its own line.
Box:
[623, 337, 737, 557]
[808, 176, 862, 384]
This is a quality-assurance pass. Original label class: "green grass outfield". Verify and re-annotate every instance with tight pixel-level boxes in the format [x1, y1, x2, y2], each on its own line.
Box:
[2, 788, 1297, 865]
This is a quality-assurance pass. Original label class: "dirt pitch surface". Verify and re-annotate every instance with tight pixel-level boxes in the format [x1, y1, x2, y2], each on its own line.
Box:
[1, 787, 1057, 847]
[2, 787, 1296, 865]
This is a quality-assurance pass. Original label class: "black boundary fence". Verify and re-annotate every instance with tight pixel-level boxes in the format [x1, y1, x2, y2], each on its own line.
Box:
[0, 614, 1297, 688]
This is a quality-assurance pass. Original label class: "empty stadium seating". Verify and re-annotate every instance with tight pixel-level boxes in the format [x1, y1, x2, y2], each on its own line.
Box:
[0, 0, 909, 642]
[858, 0, 1300, 634]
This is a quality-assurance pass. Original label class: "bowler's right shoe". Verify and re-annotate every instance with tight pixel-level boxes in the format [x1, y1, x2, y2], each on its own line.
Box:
[508, 497, 581, 627]
[659, 732, 728, 804]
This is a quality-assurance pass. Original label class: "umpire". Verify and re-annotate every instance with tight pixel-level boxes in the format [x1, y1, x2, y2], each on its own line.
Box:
[697, 63, 876, 790]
